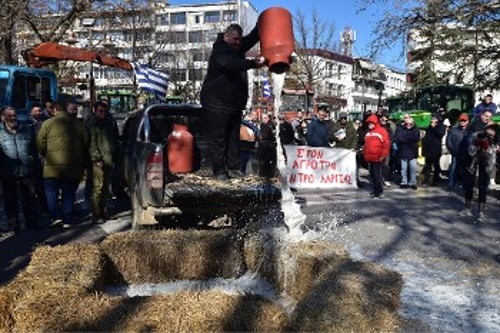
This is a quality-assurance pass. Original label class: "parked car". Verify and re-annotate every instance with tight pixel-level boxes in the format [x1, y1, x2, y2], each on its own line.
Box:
[121, 103, 280, 229]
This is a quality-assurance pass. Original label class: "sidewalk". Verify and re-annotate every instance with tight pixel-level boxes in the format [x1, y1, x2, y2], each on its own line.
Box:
[0, 183, 131, 286]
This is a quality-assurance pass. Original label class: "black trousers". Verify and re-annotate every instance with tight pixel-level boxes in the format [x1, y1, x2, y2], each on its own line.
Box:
[203, 109, 241, 174]
[369, 162, 384, 195]
[257, 146, 277, 178]
[1, 177, 37, 229]
[423, 156, 441, 184]
[462, 160, 489, 204]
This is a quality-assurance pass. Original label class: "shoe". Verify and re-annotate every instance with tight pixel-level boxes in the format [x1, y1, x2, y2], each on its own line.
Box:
[378, 193, 385, 198]
[476, 212, 485, 223]
[213, 172, 230, 181]
[62, 223, 72, 229]
[384, 181, 391, 187]
[410, 185, 418, 190]
[458, 209, 473, 217]
[228, 170, 245, 179]
[92, 218, 105, 225]
[400, 184, 408, 189]
[50, 219, 63, 228]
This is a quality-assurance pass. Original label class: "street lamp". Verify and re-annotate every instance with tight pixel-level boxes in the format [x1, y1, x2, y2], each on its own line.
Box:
[82, 18, 96, 107]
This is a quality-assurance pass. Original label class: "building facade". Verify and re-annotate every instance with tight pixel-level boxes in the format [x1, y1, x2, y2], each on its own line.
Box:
[16, 1, 259, 100]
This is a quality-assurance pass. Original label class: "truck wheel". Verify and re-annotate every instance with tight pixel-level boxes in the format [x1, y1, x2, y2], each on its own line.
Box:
[131, 192, 156, 230]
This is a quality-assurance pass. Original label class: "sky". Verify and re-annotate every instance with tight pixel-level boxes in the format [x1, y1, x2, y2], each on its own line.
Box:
[169, 0, 407, 70]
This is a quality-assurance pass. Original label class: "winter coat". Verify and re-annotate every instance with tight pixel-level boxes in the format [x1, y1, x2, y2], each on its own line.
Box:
[446, 125, 468, 156]
[306, 118, 331, 148]
[86, 115, 119, 167]
[422, 123, 445, 159]
[259, 121, 276, 148]
[279, 121, 295, 145]
[468, 117, 488, 134]
[0, 123, 36, 178]
[200, 27, 260, 113]
[363, 115, 391, 163]
[37, 111, 90, 181]
[331, 121, 358, 149]
[394, 124, 420, 160]
[468, 131, 497, 174]
[472, 102, 497, 117]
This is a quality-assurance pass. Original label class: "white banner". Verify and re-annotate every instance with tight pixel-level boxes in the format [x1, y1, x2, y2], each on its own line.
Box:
[284, 145, 357, 189]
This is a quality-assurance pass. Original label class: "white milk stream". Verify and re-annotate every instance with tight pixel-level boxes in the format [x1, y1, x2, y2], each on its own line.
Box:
[271, 72, 307, 238]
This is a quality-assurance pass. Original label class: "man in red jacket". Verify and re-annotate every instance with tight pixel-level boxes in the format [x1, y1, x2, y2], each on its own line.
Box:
[363, 114, 391, 198]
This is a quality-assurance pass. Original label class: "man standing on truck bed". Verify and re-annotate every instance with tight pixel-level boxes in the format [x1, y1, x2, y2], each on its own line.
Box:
[200, 23, 265, 181]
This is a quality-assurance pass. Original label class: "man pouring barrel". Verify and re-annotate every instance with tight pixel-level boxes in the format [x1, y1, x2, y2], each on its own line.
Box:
[200, 23, 265, 181]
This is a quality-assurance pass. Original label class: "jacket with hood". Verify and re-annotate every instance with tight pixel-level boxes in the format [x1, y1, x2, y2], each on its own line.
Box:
[200, 26, 260, 113]
[446, 125, 468, 156]
[363, 114, 391, 163]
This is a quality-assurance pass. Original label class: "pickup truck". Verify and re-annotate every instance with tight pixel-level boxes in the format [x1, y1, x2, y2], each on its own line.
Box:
[121, 103, 281, 229]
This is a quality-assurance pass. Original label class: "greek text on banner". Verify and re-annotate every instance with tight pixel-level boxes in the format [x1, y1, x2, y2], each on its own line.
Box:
[284, 145, 357, 189]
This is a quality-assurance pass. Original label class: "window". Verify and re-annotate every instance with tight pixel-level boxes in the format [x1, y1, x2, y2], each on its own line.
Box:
[0, 70, 9, 102]
[171, 69, 187, 81]
[204, 11, 220, 23]
[189, 31, 203, 43]
[194, 15, 201, 24]
[192, 50, 208, 62]
[188, 68, 205, 81]
[12, 76, 26, 109]
[171, 12, 187, 25]
[171, 31, 187, 44]
[157, 14, 169, 26]
[223, 10, 237, 22]
[205, 30, 219, 42]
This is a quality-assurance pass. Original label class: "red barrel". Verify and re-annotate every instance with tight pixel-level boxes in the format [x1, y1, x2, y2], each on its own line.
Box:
[259, 7, 295, 74]
[167, 123, 194, 173]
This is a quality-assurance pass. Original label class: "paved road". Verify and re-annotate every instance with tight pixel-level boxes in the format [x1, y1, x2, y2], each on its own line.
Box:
[296, 183, 500, 333]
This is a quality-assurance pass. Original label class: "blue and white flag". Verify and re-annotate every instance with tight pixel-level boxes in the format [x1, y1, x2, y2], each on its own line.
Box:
[262, 78, 272, 99]
[131, 62, 169, 98]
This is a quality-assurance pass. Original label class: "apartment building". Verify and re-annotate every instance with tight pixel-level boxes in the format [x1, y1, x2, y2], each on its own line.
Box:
[16, 1, 259, 98]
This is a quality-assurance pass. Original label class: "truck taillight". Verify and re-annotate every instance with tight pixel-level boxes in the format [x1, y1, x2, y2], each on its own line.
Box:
[147, 151, 163, 189]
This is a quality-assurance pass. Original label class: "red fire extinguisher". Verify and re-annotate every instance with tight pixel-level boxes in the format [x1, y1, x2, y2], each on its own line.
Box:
[167, 123, 194, 173]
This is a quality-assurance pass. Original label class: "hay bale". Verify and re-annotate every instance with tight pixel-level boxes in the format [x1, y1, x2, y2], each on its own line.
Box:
[0, 288, 15, 332]
[288, 260, 403, 332]
[245, 230, 403, 332]
[244, 230, 350, 299]
[12, 291, 287, 332]
[102, 230, 245, 283]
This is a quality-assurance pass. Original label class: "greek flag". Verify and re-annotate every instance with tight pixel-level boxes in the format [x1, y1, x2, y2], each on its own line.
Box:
[262, 78, 272, 98]
[131, 62, 169, 98]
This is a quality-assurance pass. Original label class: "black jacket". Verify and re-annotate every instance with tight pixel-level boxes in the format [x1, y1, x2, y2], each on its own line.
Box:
[446, 125, 467, 156]
[422, 123, 446, 158]
[279, 121, 295, 145]
[306, 118, 331, 148]
[200, 26, 260, 113]
[394, 124, 420, 160]
[259, 121, 276, 148]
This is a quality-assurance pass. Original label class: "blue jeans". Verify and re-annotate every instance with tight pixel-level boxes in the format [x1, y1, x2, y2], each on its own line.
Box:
[44, 178, 79, 225]
[401, 158, 417, 185]
[448, 155, 458, 189]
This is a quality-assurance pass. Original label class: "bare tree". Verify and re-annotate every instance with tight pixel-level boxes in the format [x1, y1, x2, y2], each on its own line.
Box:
[359, 0, 500, 90]
[289, 8, 340, 92]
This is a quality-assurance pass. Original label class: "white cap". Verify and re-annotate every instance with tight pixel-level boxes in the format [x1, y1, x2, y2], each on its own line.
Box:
[443, 118, 451, 126]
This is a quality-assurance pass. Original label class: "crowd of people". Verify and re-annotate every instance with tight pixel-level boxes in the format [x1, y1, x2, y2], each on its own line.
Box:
[239, 94, 499, 220]
[0, 99, 120, 235]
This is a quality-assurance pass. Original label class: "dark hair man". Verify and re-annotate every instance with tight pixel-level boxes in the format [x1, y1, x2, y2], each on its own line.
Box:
[306, 109, 331, 147]
[472, 94, 497, 118]
[37, 101, 89, 229]
[200, 23, 265, 181]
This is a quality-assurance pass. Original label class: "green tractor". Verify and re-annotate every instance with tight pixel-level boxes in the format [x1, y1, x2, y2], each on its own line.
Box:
[387, 85, 476, 128]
